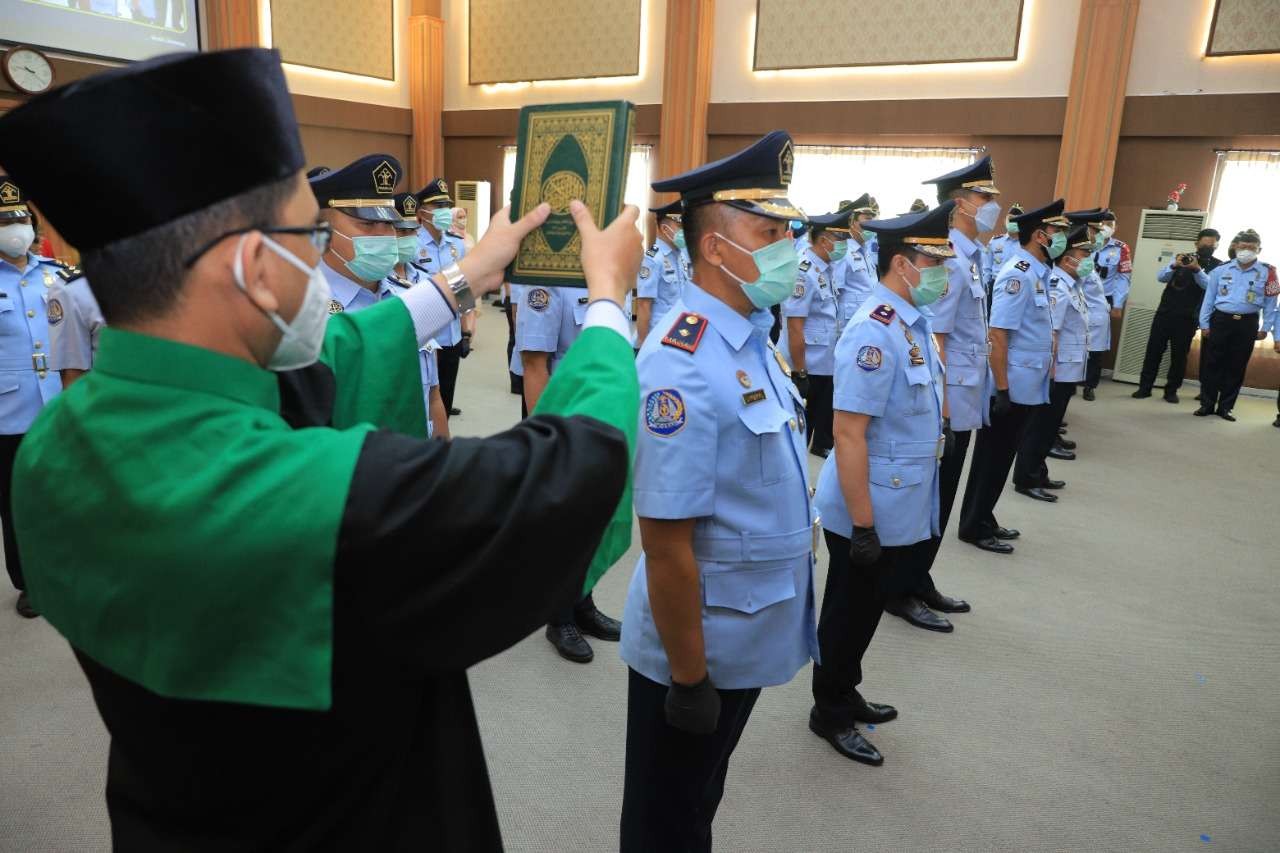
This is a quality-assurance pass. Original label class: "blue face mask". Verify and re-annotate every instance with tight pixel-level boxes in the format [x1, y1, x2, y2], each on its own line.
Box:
[715, 232, 801, 310]
[431, 208, 454, 232]
[334, 228, 399, 282]
[396, 234, 418, 264]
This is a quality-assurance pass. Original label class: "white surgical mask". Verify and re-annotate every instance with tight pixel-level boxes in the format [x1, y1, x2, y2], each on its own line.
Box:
[1235, 249, 1258, 265]
[0, 222, 35, 257]
[233, 234, 332, 371]
[1098, 224, 1115, 241]
[974, 199, 1001, 232]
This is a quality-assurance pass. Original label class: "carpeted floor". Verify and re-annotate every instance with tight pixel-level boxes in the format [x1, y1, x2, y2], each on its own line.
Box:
[2, 305, 1277, 852]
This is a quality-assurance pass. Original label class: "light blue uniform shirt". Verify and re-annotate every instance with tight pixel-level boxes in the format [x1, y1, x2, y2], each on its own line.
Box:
[507, 284, 525, 377]
[1199, 259, 1278, 332]
[985, 234, 1017, 286]
[928, 227, 991, 432]
[515, 285, 590, 373]
[413, 226, 467, 346]
[990, 246, 1053, 405]
[1094, 238, 1132, 307]
[836, 240, 877, 334]
[621, 284, 819, 690]
[47, 274, 105, 372]
[780, 247, 839, 376]
[1080, 270, 1110, 352]
[636, 240, 687, 336]
[1049, 266, 1090, 384]
[0, 253, 64, 433]
[814, 283, 943, 546]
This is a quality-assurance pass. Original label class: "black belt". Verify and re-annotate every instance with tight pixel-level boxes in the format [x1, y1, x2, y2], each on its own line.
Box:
[1213, 309, 1259, 322]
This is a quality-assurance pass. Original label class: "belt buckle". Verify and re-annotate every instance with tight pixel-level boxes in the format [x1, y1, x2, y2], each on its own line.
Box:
[1232, 314, 1242, 320]
[32, 352, 48, 373]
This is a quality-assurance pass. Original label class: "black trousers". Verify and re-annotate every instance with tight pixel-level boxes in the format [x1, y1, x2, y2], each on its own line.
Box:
[1085, 295, 1114, 389]
[504, 297, 522, 396]
[549, 590, 599, 626]
[1015, 384, 1073, 489]
[1139, 313, 1198, 393]
[1199, 310, 1259, 414]
[0, 433, 24, 591]
[913, 428, 972, 596]
[813, 530, 935, 727]
[620, 668, 760, 853]
[805, 373, 834, 453]
[958, 401, 1032, 541]
[437, 342, 463, 415]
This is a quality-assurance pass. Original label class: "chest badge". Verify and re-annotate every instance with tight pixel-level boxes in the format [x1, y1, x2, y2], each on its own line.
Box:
[328, 299, 344, 314]
[742, 389, 767, 405]
[43, 272, 54, 287]
[900, 320, 926, 366]
[736, 369, 752, 388]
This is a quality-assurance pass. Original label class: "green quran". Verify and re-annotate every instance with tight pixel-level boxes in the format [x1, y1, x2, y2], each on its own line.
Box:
[507, 100, 635, 287]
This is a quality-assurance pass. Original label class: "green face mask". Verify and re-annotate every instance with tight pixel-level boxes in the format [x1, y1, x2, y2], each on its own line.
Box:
[1043, 230, 1068, 259]
[673, 230, 687, 251]
[1006, 221, 1019, 236]
[715, 232, 801, 310]
[335, 230, 399, 282]
[396, 234, 418, 265]
[431, 208, 454, 231]
[826, 235, 849, 262]
[1075, 256, 1096, 278]
[904, 257, 948, 307]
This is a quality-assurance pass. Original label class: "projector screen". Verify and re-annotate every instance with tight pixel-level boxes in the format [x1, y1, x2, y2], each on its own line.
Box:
[1, 0, 200, 63]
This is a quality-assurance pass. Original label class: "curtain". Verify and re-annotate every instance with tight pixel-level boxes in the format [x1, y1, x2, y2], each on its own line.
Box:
[1209, 150, 1280, 258]
[789, 145, 978, 221]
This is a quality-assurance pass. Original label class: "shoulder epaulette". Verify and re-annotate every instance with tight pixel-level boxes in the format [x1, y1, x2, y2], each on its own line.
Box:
[662, 312, 708, 353]
[1015, 259, 1031, 272]
[646, 245, 659, 257]
[798, 259, 812, 272]
[55, 264, 85, 282]
[1048, 275, 1061, 285]
[870, 303, 895, 325]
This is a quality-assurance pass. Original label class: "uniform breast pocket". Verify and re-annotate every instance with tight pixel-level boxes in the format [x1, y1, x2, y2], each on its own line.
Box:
[945, 350, 983, 387]
[703, 563, 797, 615]
[736, 402, 796, 487]
[0, 297, 14, 316]
[904, 363, 935, 413]
[1033, 290, 1050, 310]
[803, 321, 834, 346]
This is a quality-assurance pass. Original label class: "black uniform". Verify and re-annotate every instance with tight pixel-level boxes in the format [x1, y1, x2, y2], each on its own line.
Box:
[1138, 253, 1221, 395]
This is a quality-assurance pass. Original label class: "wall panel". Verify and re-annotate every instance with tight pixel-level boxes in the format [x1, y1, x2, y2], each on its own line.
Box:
[270, 0, 395, 79]
[467, 0, 641, 83]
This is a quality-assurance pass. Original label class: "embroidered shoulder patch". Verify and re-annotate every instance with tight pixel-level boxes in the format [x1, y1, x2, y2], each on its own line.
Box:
[46, 298, 63, 325]
[799, 259, 812, 272]
[646, 245, 659, 257]
[1015, 260, 1031, 272]
[528, 288, 550, 311]
[662, 312, 708, 353]
[793, 282, 805, 299]
[857, 345, 882, 371]
[870, 304, 895, 325]
[639, 265, 651, 280]
[644, 388, 686, 436]
[55, 265, 84, 282]
[1006, 278, 1022, 295]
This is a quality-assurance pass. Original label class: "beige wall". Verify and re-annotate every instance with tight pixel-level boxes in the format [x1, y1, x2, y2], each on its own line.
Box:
[710, 0, 1080, 103]
[442, 0, 666, 110]
[1126, 0, 1280, 95]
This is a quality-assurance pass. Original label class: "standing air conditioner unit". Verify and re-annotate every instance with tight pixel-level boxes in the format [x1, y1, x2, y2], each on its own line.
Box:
[1112, 208, 1208, 385]
[455, 180, 491, 243]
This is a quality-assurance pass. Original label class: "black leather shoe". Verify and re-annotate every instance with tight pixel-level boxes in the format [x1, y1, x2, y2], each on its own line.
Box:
[1193, 406, 1213, 417]
[1056, 437, 1077, 450]
[919, 587, 971, 613]
[851, 693, 899, 724]
[574, 603, 621, 641]
[1194, 393, 1202, 401]
[15, 591, 37, 619]
[1047, 446, 1076, 460]
[1131, 388, 1152, 398]
[1016, 486, 1058, 502]
[993, 526, 1020, 540]
[1057, 426, 1068, 435]
[1082, 387, 1096, 401]
[1273, 415, 1280, 428]
[961, 535, 1014, 554]
[1040, 478, 1066, 490]
[448, 407, 462, 416]
[1163, 392, 1179, 404]
[810, 447, 831, 459]
[808, 709, 884, 766]
[884, 596, 953, 633]
[1217, 410, 1236, 422]
[546, 623, 593, 663]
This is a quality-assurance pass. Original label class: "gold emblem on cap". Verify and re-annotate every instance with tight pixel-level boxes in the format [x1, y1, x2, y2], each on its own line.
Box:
[779, 140, 794, 186]
[372, 160, 397, 195]
[403, 194, 418, 215]
[736, 369, 751, 388]
[0, 183, 17, 204]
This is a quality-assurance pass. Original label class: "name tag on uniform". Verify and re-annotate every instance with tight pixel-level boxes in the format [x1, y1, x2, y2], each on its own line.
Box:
[1246, 291, 1256, 303]
[742, 389, 767, 405]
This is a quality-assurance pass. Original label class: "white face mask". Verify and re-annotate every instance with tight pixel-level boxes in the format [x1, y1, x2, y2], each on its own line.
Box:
[232, 234, 332, 371]
[0, 222, 35, 257]
[968, 199, 1001, 232]
[1235, 249, 1258, 265]
[1098, 224, 1115, 241]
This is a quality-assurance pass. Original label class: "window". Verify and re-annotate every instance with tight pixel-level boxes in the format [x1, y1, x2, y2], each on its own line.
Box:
[1207, 150, 1280, 258]
[789, 145, 979, 220]
[502, 144, 652, 235]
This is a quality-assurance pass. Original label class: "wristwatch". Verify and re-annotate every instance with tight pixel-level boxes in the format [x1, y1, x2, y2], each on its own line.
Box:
[440, 263, 475, 315]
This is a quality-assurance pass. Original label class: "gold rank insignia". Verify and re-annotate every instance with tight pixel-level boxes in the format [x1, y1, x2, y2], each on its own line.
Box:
[900, 320, 926, 366]
[43, 272, 54, 287]
[736, 369, 751, 388]
[403, 194, 418, 216]
[772, 345, 792, 376]
[328, 299, 344, 314]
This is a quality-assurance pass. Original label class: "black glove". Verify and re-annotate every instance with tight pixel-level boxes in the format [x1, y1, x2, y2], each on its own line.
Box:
[792, 370, 810, 399]
[991, 388, 1012, 418]
[459, 333, 472, 359]
[848, 525, 882, 568]
[664, 675, 720, 734]
[942, 416, 956, 458]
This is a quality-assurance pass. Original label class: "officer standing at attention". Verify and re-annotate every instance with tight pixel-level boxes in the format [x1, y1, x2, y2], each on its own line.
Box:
[1133, 228, 1219, 403]
[1195, 229, 1277, 421]
[0, 177, 63, 617]
[883, 158, 1003, 633]
[635, 199, 688, 346]
[846, 192, 880, 268]
[836, 201, 878, 337]
[619, 131, 818, 850]
[783, 209, 846, 458]
[984, 202, 1022, 294]
[1082, 209, 1131, 400]
[1014, 225, 1096, 502]
[414, 178, 470, 417]
[958, 200, 1068, 552]
[390, 191, 448, 439]
[516, 283, 624, 662]
[809, 202, 954, 766]
[47, 260, 105, 387]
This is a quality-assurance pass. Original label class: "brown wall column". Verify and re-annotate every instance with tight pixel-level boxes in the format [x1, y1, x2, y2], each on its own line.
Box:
[655, 0, 715, 197]
[409, 0, 445, 191]
[1053, 0, 1141, 208]
[204, 0, 261, 50]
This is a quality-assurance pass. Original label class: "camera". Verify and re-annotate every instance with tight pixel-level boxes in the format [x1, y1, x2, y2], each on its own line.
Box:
[1177, 253, 1196, 265]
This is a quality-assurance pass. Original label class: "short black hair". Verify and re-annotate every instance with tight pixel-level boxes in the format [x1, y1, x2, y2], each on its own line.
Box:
[682, 201, 712, 265]
[1198, 228, 1220, 240]
[80, 175, 296, 325]
[808, 224, 828, 240]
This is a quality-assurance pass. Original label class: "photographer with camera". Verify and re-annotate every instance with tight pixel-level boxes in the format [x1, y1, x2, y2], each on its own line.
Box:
[1132, 228, 1220, 403]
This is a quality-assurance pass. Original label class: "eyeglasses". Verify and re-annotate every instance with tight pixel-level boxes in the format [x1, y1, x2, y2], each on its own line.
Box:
[182, 222, 333, 268]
